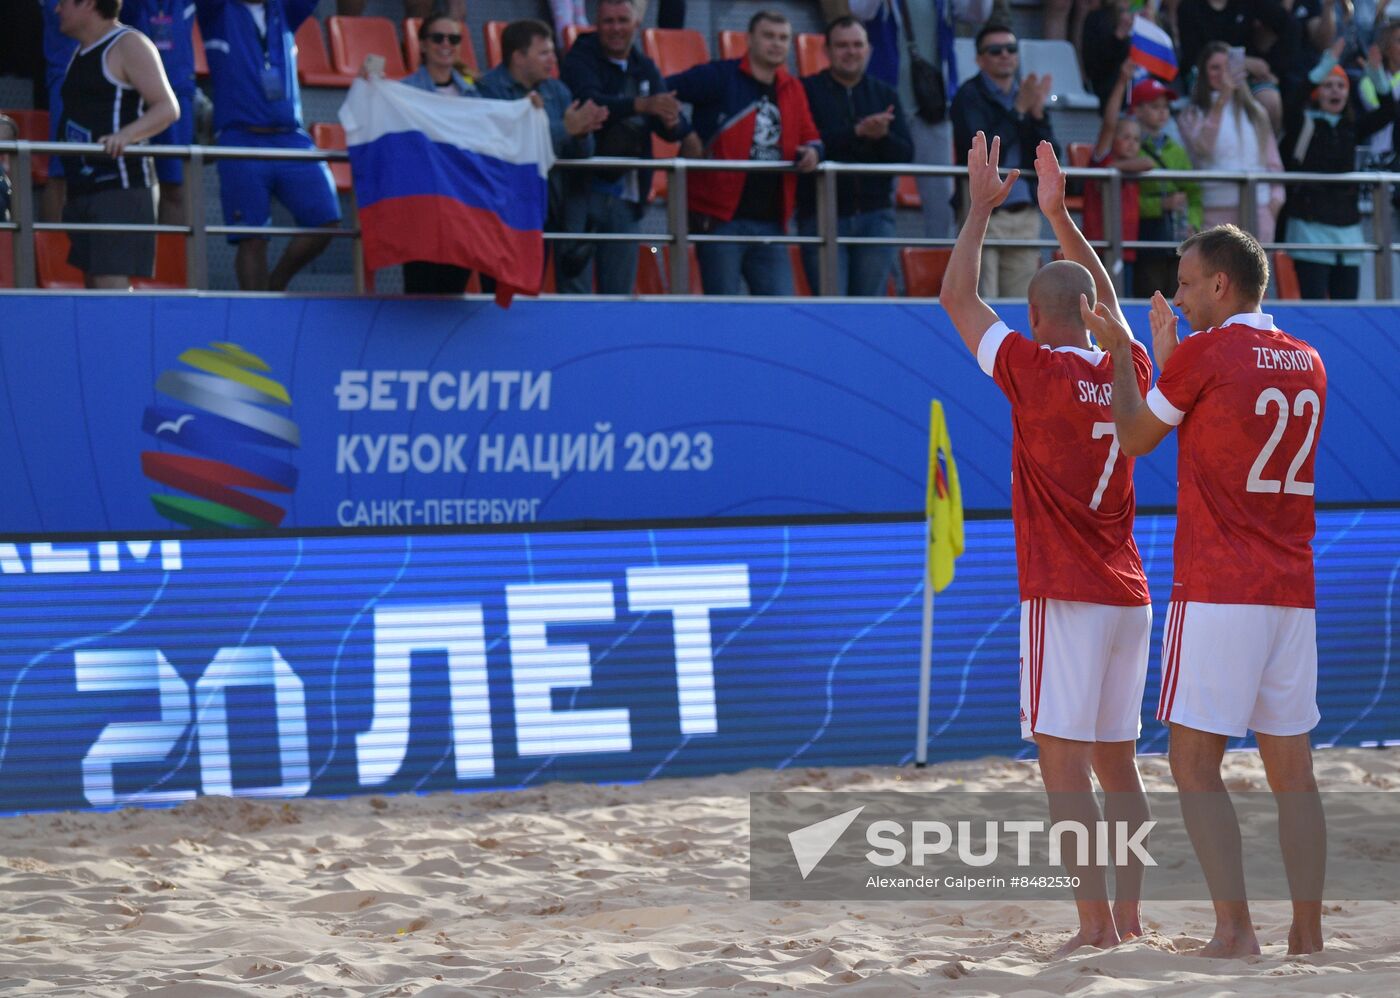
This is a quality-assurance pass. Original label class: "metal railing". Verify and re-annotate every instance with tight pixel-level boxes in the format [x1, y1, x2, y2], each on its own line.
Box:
[4, 139, 1399, 298]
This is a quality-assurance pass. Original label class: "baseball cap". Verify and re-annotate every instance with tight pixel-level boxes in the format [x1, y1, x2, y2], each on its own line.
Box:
[1130, 78, 1174, 108]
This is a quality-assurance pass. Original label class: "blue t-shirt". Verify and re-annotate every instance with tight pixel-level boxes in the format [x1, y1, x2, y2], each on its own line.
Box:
[121, 0, 198, 96]
[196, 0, 317, 132]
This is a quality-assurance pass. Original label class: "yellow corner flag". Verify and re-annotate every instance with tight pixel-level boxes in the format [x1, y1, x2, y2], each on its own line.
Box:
[926, 400, 965, 593]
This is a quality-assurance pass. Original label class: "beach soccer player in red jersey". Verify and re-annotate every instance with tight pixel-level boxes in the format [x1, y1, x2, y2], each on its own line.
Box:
[1080, 224, 1328, 957]
[942, 133, 1162, 956]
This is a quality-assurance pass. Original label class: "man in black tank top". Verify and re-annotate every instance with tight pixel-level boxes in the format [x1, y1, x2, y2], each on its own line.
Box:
[56, 0, 178, 288]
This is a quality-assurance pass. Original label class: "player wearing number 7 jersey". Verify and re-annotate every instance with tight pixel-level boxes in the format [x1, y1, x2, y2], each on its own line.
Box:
[1080, 224, 1327, 959]
[942, 134, 1155, 957]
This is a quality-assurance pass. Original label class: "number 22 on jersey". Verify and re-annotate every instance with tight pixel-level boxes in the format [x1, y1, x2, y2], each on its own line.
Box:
[1246, 388, 1320, 496]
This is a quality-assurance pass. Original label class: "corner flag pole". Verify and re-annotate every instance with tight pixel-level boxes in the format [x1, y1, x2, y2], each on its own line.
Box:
[915, 530, 934, 767]
[915, 399, 963, 768]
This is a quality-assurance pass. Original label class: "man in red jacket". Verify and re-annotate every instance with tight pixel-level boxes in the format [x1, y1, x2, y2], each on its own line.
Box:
[666, 10, 822, 295]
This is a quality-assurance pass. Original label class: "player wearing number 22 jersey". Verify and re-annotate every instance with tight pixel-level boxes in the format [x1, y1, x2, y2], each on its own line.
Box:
[978, 320, 1155, 742]
[1146, 314, 1326, 735]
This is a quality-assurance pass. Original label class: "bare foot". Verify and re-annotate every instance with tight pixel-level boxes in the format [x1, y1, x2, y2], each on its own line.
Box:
[1287, 922, 1324, 955]
[1196, 931, 1261, 958]
[1053, 928, 1121, 959]
[1113, 903, 1144, 940]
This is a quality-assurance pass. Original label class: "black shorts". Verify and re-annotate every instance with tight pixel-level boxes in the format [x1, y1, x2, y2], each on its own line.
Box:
[63, 186, 156, 278]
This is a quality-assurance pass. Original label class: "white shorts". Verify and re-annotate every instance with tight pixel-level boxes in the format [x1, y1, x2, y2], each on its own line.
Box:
[1020, 598, 1152, 743]
[1157, 601, 1319, 738]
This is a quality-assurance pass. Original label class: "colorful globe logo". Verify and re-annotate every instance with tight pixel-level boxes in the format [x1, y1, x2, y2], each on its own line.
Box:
[140, 342, 300, 529]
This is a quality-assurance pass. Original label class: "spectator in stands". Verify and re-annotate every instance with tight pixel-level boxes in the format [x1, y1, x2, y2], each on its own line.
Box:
[120, 0, 197, 225]
[56, 0, 179, 288]
[1280, 44, 1395, 298]
[838, 0, 993, 247]
[1349, 0, 1400, 51]
[1174, 0, 1292, 131]
[1288, 0, 1347, 77]
[398, 8, 479, 295]
[1082, 1, 1134, 111]
[1359, 16, 1400, 155]
[559, 0, 692, 295]
[40, 0, 79, 221]
[1131, 75, 1203, 296]
[403, 11, 476, 97]
[950, 24, 1057, 298]
[1179, 41, 1285, 247]
[0, 113, 15, 222]
[1081, 61, 1153, 293]
[478, 18, 607, 291]
[797, 16, 912, 296]
[551, 0, 588, 49]
[665, 10, 823, 296]
[1043, 0, 1094, 53]
[196, 0, 341, 291]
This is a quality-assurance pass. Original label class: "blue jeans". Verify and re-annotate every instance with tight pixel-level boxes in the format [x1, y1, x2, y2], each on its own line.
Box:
[695, 217, 793, 296]
[798, 208, 897, 297]
[557, 188, 643, 295]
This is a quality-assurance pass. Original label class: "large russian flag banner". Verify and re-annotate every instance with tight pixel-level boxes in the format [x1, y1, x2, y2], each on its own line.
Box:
[338, 79, 555, 296]
[1129, 15, 1178, 82]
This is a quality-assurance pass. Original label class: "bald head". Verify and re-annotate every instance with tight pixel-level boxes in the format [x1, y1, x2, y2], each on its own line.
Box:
[1027, 261, 1095, 347]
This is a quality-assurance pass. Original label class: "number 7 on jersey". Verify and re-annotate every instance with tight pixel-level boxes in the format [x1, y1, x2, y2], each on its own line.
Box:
[1090, 422, 1121, 512]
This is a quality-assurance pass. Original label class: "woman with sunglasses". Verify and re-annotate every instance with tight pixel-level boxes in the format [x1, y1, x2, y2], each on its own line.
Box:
[400, 6, 478, 293]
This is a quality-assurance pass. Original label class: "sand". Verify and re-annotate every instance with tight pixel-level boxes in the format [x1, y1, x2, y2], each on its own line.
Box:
[1, 747, 1397, 996]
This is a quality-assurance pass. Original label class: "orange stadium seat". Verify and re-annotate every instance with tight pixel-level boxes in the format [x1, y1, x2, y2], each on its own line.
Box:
[635, 246, 663, 294]
[1065, 141, 1092, 213]
[311, 122, 353, 194]
[192, 20, 209, 78]
[900, 247, 952, 297]
[483, 20, 506, 68]
[796, 32, 828, 76]
[1273, 250, 1301, 299]
[562, 24, 595, 52]
[649, 135, 677, 202]
[403, 17, 479, 74]
[643, 27, 708, 76]
[295, 19, 351, 87]
[789, 244, 812, 295]
[0, 232, 13, 288]
[4, 109, 51, 184]
[35, 232, 84, 288]
[328, 16, 407, 79]
[718, 30, 747, 60]
[896, 174, 922, 209]
[132, 234, 188, 289]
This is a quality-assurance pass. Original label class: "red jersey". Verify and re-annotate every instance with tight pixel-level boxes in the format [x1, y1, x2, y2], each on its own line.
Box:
[979, 321, 1153, 606]
[1146, 313, 1326, 608]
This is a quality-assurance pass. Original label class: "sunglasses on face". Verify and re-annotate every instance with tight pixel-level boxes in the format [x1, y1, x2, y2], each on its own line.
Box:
[979, 43, 1018, 55]
[427, 32, 463, 45]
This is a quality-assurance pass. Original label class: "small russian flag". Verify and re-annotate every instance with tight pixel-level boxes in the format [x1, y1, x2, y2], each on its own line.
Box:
[1129, 15, 1178, 82]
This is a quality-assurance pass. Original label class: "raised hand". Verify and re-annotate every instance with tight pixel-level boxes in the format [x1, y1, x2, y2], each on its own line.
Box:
[1014, 74, 1039, 115]
[564, 98, 609, 137]
[1035, 140, 1066, 218]
[1148, 290, 1181, 365]
[1080, 294, 1134, 353]
[855, 105, 896, 140]
[967, 131, 1021, 212]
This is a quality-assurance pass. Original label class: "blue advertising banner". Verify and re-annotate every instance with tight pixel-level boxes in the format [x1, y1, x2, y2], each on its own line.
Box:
[0, 509, 1394, 815]
[0, 297, 1396, 535]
